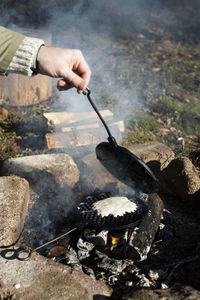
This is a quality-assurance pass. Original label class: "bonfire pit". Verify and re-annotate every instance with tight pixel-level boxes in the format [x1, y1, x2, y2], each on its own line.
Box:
[61, 191, 149, 260]
[17, 186, 161, 295]
[28, 190, 150, 259]
[0, 152, 164, 293]
[2, 149, 200, 299]
[18, 187, 162, 294]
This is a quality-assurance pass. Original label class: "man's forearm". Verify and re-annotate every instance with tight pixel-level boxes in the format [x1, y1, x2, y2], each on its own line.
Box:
[0, 26, 44, 76]
[0, 26, 24, 75]
[7, 36, 44, 76]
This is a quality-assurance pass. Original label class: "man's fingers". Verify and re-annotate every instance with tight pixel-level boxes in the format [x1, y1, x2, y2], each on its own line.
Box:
[57, 79, 73, 91]
[76, 59, 91, 87]
[57, 51, 91, 93]
[63, 69, 88, 93]
[81, 71, 91, 88]
[57, 75, 87, 93]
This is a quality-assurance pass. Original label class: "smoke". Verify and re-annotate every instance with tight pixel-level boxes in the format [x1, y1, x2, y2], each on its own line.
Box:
[0, 0, 199, 142]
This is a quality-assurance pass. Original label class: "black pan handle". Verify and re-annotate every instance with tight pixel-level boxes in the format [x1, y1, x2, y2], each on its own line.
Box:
[83, 88, 117, 147]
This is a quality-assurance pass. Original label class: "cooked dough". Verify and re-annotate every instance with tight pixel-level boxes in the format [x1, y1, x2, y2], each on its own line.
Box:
[92, 196, 137, 217]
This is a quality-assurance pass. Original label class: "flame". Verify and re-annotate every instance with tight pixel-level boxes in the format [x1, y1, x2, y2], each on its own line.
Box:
[104, 234, 119, 251]
[110, 234, 119, 245]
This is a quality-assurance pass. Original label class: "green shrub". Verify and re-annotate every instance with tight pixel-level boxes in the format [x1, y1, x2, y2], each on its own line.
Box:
[127, 112, 159, 132]
[152, 97, 184, 116]
[122, 130, 156, 146]
[178, 111, 200, 135]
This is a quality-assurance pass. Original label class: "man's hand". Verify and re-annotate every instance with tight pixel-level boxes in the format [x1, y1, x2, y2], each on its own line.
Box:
[37, 46, 91, 94]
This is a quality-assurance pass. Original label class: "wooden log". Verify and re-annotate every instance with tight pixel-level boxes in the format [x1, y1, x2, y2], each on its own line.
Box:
[45, 121, 124, 149]
[44, 110, 113, 126]
[109, 120, 125, 133]
[61, 120, 125, 133]
[45, 132, 102, 148]
[0, 30, 52, 107]
[44, 110, 125, 149]
[62, 123, 99, 132]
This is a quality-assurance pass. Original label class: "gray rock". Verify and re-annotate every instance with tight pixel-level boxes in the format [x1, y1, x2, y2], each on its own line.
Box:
[1, 154, 80, 243]
[122, 286, 200, 300]
[160, 157, 200, 204]
[127, 142, 175, 170]
[127, 193, 164, 261]
[0, 176, 29, 247]
[1, 153, 80, 192]
[0, 252, 112, 300]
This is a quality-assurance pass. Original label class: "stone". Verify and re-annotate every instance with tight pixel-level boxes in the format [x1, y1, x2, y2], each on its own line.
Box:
[0, 176, 29, 247]
[122, 286, 200, 300]
[127, 142, 175, 170]
[160, 157, 200, 204]
[1, 154, 80, 239]
[126, 193, 164, 261]
[1, 153, 80, 191]
[0, 252, 112, 300]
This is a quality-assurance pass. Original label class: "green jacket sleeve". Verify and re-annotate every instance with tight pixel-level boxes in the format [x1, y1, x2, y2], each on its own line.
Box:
[0, 26, 25, 75]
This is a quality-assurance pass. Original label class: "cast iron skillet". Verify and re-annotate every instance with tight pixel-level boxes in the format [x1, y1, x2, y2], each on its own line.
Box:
[83, 88, 158, 194]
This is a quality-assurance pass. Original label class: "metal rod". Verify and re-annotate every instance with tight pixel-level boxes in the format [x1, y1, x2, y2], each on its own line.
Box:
[33, 227, 77, 252]
[83, 88, 117, 146]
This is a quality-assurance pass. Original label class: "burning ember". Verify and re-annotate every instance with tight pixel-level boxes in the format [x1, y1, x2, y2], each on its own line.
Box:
[110, 234, 119, 246]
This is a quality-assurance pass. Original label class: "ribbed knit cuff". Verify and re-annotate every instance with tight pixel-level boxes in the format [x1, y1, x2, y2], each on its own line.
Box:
[7, 36, 44, 76]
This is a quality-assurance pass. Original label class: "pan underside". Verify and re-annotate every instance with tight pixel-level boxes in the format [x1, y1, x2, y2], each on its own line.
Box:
[96, 142, 158, 194]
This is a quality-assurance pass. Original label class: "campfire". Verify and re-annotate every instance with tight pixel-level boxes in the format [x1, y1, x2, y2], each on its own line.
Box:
[18, 185, 162, 291]
[30, 190, 149, 259]
[63, 191, 148, 260]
